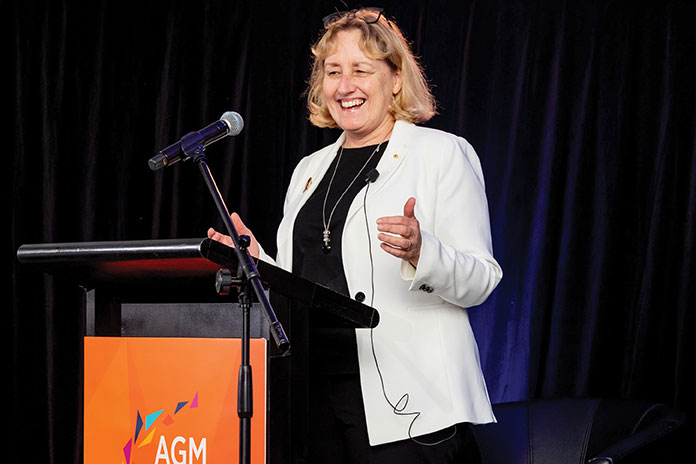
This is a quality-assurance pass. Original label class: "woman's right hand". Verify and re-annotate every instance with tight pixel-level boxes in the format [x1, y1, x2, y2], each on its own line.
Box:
[207, 212, 260, 258]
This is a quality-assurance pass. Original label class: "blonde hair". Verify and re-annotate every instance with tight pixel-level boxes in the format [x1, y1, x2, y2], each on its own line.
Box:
[306, 10, 436, 128]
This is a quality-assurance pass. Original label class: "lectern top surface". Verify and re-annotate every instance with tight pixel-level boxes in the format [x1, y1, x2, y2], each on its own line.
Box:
[17, 238, 220, 288]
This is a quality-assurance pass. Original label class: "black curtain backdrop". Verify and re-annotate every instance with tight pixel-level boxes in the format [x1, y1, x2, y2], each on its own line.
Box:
[9, 0, 695, 462]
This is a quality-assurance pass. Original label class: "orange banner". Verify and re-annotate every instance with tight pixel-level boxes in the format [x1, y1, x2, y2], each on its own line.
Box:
[84, 337, 267, 464]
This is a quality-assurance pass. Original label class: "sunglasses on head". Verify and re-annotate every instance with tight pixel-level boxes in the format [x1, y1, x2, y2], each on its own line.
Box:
[322, 7, 386, 29]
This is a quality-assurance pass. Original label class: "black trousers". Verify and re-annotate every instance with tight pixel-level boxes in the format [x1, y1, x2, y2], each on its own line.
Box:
[307, 370, 483, 464]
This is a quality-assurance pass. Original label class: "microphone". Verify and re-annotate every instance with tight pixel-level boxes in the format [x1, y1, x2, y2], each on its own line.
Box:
[364, 168, 380, 183]
[149, 111, 244, 170]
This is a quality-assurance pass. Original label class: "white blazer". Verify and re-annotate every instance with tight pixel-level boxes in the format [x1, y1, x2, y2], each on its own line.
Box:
[261, 120, 502, 445]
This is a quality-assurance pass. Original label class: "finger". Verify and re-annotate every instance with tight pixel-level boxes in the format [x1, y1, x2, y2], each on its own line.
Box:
[208, 227, 225, 241]
[378, 233, 412, 250]
[377, 215, 415, 225]
[403, 197, 416, 218]
[230, 212, 248, 234]
[208, 229, 234, 247]
[378, 223, 412, 237]
[380, 242, 413, 259]
[377, 217, 405, 226]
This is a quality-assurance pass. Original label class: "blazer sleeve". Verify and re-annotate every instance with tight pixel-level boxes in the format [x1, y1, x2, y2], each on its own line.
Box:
[400, 135, 502, 308]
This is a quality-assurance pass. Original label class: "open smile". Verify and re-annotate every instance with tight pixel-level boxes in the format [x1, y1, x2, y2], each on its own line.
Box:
[340, 98, 365, 109]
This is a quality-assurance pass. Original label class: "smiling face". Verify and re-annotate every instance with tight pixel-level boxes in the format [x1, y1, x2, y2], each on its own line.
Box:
[322, 29, 402, 148]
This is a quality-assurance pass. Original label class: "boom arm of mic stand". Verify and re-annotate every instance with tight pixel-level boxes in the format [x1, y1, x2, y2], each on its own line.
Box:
[190, 145, 290, 354]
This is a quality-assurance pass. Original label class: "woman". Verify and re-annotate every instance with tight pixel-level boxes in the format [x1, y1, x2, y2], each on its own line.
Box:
[210, 8, 502, 463]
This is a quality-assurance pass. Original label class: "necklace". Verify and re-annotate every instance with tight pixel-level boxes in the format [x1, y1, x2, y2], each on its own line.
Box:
[321, 142, 383, 254]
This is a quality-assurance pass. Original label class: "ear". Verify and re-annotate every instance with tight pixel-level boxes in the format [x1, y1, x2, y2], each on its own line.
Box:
[392, 69, 403, 95]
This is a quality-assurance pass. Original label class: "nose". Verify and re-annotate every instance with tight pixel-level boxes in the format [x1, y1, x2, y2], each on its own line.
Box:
[337, 73, 356, 95]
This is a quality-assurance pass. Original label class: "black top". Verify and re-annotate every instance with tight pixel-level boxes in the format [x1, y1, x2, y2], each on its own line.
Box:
[292, 142, 387, 374]
[292, 143, 386, 296]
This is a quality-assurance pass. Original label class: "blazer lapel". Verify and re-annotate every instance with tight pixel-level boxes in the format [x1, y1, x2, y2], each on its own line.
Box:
[286, 134, 345, 216]
[276, 134, 345, 266]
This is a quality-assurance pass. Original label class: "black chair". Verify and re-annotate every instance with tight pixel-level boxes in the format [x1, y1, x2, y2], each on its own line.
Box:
[471, 398, 686, 464]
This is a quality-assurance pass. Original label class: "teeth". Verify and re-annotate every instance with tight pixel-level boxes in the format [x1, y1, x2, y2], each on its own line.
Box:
[341, 99, 365, 108]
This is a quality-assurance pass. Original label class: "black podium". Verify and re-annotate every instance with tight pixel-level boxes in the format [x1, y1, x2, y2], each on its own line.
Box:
[17, 238, 379, 464]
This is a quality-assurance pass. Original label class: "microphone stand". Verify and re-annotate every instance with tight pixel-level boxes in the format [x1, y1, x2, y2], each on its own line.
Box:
[183, 135, 290, 464]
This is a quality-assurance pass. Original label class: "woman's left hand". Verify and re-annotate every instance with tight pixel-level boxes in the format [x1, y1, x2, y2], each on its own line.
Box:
[377, 197, 422, 268]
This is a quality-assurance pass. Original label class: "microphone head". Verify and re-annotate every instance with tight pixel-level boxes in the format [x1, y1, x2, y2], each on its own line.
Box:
[220, 111, 244, 136]
[365, 168, 380, 183]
